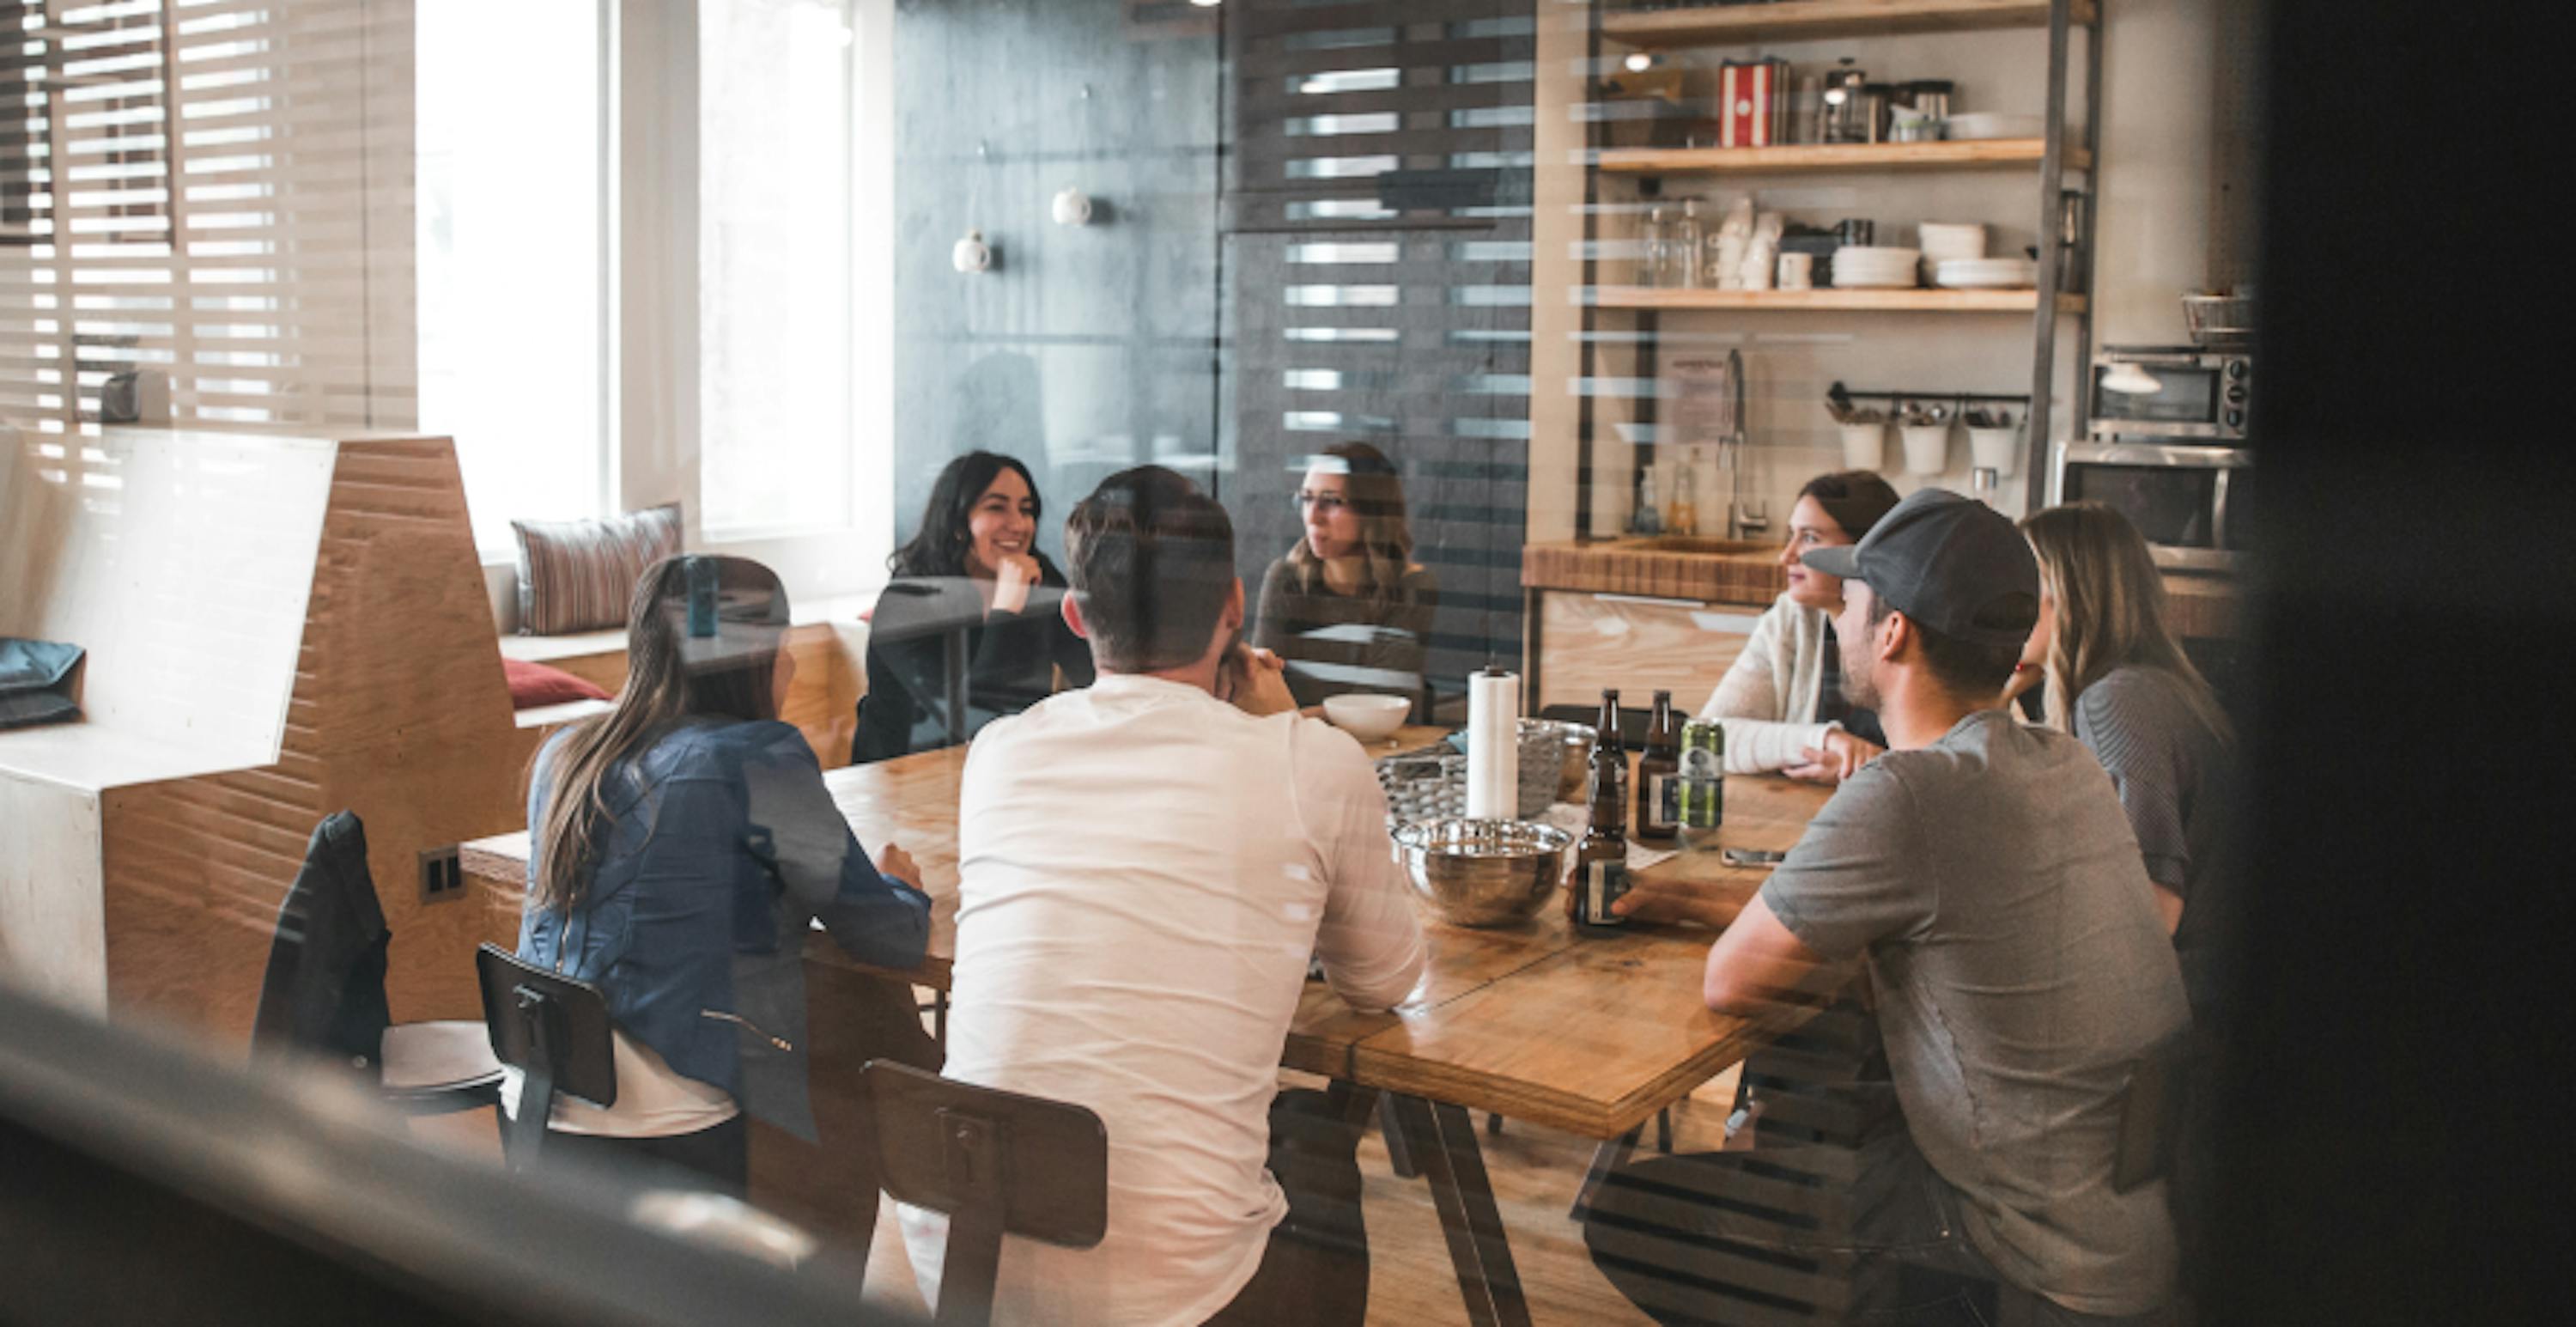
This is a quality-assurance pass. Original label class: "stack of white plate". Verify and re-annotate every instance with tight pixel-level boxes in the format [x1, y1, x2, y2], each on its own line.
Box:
[1933, 257, 2039, 289]
[1831, 246, 1921, 289]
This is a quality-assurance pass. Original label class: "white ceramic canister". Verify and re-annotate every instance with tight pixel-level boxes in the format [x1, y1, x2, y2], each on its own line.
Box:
[1968, 425, 2020, 477]
[1838, 422, 1886, 471]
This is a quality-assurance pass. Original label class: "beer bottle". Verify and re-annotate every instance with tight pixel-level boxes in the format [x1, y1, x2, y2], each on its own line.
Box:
[1634, 689, 1681, 843]
[1570, 690, 1631, 933]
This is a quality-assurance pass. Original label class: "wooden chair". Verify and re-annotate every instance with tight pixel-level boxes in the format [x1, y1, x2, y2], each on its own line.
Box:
[476, 942, 617, 1170]
[859, 1060, 1108, 1327]
[250, 811, 502, 1115]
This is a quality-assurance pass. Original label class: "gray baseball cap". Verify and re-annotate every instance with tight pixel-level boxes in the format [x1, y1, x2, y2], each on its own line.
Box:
[1797, 489, 2039, 648]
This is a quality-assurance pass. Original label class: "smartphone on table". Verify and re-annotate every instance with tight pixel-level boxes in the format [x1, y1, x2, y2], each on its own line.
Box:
[1720, 846, 1788, 868]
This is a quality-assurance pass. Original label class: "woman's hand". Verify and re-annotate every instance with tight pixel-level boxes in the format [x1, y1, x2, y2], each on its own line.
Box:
[875, 843, 921, 890]
[989, 553, 1042, 616]
[1219, 644, 1297, 716]
[1784, 729, 1884, 783]
[2000, 661, 2044, 709]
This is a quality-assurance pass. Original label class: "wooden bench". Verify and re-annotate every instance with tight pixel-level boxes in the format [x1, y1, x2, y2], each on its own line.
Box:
[497, 594, 872, 771]
[1, 429, 538, 1043]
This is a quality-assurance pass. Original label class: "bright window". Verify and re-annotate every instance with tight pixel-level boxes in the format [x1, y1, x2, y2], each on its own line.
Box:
[697, 0, 857, 539]
[416, 1, 608, 551]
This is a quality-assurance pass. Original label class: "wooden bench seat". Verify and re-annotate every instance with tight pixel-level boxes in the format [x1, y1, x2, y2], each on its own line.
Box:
[498, 594, 875, 770]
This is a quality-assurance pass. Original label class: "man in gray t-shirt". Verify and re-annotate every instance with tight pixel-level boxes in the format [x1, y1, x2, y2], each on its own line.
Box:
[1762, 709, 2189, 1316]
[1598, 490, 2190, 1324]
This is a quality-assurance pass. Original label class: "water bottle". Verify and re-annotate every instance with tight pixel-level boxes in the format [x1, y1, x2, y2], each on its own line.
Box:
[1673, 198, 1705, 288]
[1639, 206, 1672, 288]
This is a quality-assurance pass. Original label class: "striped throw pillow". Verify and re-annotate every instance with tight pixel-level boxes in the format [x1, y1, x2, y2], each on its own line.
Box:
[511, 503, 683, 636]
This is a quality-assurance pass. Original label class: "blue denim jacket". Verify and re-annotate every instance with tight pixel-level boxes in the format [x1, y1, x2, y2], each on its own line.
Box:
[519, 718, 931, 1141]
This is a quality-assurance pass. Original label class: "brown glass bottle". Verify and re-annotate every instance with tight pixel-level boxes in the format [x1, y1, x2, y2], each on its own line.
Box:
[1633, 689, 1681, 843]
[1569, 689, 1630, 933]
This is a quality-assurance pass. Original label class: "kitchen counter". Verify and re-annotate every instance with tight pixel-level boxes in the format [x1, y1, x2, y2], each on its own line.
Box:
[1524, 536, 2245, 641]
[2159, 573, 2244, 642]
[1521, 535, 1786, 606]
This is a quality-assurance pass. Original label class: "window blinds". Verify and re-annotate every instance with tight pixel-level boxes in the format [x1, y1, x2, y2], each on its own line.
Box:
[1, 0, 413, 438]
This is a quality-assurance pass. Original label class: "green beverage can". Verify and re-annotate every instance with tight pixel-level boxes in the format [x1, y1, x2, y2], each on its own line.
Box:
[1677, 719, 1725, 848]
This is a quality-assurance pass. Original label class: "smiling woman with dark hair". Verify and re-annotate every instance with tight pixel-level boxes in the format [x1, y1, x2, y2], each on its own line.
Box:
[851, 451, 1096, 764]
[1697, 469, 1903, 783]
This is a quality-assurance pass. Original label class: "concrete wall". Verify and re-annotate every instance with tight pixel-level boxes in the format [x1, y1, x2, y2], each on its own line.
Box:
[885, 0, 1223, 566]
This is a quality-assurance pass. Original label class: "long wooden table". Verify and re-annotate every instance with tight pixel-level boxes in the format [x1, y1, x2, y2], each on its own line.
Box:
[460, 725, 1832, 1324]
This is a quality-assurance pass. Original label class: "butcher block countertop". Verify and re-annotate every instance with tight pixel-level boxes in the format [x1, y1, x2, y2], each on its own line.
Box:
[1524, 535, 2247, 640]
[1522, 536, 1787, 606]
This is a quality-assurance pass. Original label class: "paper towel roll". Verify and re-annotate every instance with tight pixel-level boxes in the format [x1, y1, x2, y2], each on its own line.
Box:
[1465, 668, 1520, 820]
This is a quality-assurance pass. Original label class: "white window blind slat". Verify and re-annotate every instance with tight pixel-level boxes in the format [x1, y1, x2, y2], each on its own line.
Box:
[3, 0, 413, 437]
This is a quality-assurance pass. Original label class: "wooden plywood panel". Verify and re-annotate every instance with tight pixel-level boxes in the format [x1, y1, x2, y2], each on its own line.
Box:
[0, 428, 337, 788]
[96, 436, 531, 1045]
[0, 776, 106, 1013]
[1537, 590, 1759, 715]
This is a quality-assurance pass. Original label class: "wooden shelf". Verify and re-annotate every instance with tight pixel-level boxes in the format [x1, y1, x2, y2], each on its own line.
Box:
[1599, 138, 2084, 175]
[1593, 285, 2085, 313]
[1604, 0, 2094, 48]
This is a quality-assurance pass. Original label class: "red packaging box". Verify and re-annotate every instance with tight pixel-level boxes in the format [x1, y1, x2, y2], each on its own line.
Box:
[1718, 58, 1789, 148]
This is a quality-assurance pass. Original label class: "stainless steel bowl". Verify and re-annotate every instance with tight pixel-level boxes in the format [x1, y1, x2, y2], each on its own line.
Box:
[1519, 718, 1598, 805]
[1392, 818, 1574, 928]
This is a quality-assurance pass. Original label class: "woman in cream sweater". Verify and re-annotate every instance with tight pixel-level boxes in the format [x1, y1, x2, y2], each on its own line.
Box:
[1698, 471, 1902, 781]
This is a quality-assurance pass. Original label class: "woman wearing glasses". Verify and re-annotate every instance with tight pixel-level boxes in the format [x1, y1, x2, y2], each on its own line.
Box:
[1253, 442, 1440, 712]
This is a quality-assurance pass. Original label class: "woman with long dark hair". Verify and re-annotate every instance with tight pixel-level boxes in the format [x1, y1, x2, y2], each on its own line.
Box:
[1252, 442, 1440, 710]
[514, 554, 933, 1194]
[1697, 469, 1902, 782]
[850, 451, 1095, 763]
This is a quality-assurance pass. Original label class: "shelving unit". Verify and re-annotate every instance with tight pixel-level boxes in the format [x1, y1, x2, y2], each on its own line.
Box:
[1578, 0, 2104, 511]
[1595, 286, 2084, 313]
[1599, 138, 2086, 175]
[1605, 0, 2096, 46]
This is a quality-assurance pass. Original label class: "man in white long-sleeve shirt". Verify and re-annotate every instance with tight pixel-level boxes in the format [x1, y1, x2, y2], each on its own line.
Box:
[900, 466, 1429, 1327]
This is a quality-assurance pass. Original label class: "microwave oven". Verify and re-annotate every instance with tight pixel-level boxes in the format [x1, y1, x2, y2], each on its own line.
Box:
[2050, 441, 2253, 573]
[2088, 346, 2252, 442]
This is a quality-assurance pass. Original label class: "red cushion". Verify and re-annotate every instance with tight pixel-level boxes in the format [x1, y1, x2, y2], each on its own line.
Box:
[502, 657, 611, 710]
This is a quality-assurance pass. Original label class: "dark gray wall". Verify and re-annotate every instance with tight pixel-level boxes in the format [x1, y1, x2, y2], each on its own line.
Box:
[889, 0, 1222, 566]
[889, 0, 1534, 703]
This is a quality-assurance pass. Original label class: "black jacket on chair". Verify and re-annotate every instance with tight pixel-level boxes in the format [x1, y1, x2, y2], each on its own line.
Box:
[251, 810, 394, 1070]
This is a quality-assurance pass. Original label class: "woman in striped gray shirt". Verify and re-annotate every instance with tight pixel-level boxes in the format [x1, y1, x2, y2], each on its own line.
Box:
[2014, 502, 2236, 1018]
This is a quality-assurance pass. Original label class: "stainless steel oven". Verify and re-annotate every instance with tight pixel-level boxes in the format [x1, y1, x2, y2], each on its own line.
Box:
[2088, 346, 2253, 442]
[2050, 441, 2253, 573]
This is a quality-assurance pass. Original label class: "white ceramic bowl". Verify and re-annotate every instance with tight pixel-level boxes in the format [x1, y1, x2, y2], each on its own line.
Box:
[1942, 113, 2044, 141]
[1323, 693, 1410, 743]
[1917, 222, 1987, 256]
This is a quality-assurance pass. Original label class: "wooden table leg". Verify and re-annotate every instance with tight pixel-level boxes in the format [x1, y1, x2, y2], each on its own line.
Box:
[1388, 1093, 1534, 1327]
[1568, 1123, 1643, 1222]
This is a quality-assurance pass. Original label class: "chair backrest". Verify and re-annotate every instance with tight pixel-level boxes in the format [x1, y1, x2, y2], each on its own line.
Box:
[249, 810, 392, 1068]
[476, 943, 617, 1167]
[859, 1060, 1107, 1327]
